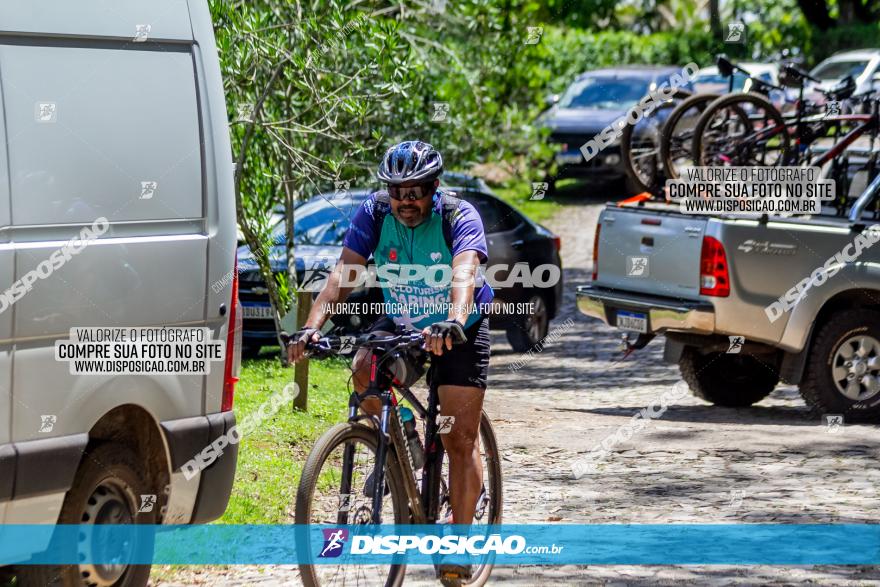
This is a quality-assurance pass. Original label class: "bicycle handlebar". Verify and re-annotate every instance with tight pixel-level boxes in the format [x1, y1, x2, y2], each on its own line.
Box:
[281, 327, 462, 359]
[782, 62, 820, 84]
[716, 54, 785, 93]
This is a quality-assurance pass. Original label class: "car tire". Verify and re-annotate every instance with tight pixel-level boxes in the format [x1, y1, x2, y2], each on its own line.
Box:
[679, 348, 778, 407]
[16, 443, 157, 587]
[505, 294, 549, 352]
[799, 310, 880, 422]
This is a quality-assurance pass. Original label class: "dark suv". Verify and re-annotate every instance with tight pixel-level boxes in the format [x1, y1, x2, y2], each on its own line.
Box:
[541, 65, 693, 191]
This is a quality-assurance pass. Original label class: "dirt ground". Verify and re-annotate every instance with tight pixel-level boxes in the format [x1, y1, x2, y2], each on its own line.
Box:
[156, 192, 880, 586]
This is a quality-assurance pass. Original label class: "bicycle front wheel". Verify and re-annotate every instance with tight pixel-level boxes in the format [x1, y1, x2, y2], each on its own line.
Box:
[296, 422, 410, 587]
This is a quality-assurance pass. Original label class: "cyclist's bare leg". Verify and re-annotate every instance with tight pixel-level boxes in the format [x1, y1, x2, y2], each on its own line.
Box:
[438, 384, 484, 525]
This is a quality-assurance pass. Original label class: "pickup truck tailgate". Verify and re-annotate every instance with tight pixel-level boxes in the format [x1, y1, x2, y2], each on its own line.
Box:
[595, 207, 708, 299]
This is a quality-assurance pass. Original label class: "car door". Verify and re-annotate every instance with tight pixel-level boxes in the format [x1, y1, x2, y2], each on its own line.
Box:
[0, 67, 11, 523]
[460, 191, 524, 306]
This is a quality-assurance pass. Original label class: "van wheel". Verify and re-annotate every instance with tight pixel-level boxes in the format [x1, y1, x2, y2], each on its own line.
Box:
[16, 443, 156, 587]
[505, 295, 549, 352]
[799, 310, 880, 422]
[679, 348, 778, 407]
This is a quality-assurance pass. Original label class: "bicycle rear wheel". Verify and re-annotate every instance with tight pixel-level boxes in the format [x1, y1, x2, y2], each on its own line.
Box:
[620, 89, 691, 192]
[693, 92, 789, 168]
[296, 422, 410, 587]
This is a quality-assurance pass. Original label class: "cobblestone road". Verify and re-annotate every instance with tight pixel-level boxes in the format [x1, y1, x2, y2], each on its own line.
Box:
[156, 194, 880, 586]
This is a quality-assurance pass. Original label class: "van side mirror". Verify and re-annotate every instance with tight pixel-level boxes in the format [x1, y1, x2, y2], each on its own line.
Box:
[544, 94, 560, 108]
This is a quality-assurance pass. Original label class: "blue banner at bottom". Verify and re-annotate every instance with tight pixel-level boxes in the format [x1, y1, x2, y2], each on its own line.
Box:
[2, 524, 879, 565]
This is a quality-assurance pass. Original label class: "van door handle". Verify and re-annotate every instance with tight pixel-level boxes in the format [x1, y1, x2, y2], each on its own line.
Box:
[510, 240, 524, 250]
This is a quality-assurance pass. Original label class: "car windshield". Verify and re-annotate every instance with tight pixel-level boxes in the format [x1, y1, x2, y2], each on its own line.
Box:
[272, 198, 359, 246]
[557, 76, 651, 110]
[811, 59, 869, 81]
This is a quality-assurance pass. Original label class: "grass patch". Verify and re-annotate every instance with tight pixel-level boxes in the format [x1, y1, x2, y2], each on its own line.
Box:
[151, 350, 352, 584]
[220, 349, 352, 524]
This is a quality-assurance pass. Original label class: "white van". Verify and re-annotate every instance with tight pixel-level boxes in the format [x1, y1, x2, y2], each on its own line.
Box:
[0, 0, 241, 584]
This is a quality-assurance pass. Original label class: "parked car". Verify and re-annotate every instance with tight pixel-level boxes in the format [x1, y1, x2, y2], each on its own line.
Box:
[808, 49, 880, 100]
[540, 66, 695, 192]
[0, 0, 240, 582]
[239, 173, 564, 353]
[577, 174, 880, 421]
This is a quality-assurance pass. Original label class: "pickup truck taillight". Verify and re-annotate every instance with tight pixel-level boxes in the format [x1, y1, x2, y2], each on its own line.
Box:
[222, 253, 242, 411]
[592, 223, 601, 281]
[700, 236, 730, 297]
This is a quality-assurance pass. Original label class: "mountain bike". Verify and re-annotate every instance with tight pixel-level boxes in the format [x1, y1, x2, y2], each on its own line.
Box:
[661, 56, 787, 182]
[289, 327, 503, 587]
[691, 68, 879, 214]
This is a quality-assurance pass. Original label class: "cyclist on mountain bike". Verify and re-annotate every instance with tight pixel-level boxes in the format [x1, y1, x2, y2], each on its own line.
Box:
[288, 140, 494, 536]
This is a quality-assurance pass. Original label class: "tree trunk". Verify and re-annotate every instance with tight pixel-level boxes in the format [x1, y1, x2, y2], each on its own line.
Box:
[796, 0, 835, 30]
[838, 0, 857, 25]
[293, 291, 312, 411]
[232, 58, 290, 367]
[709, 0, 721, 36]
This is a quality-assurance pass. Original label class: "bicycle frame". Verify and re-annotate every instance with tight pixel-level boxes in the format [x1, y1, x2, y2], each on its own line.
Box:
[338, 346, 447, 526]
[714, 108, 876, 167]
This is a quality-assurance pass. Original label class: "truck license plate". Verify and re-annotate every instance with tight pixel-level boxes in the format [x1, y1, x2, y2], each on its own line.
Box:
[617, 310, 647, 333]
[242, 304, 274, 319]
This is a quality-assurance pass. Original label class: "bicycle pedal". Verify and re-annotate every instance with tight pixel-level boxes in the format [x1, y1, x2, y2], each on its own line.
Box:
[436, 564, 472, 583]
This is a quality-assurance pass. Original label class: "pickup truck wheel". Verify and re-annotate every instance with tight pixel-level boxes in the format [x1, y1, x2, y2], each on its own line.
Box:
[679, 348, 778, 407]
[799, 310, 880, 421]
[505, 294, 549, 352]
[16, 443, 156, 587]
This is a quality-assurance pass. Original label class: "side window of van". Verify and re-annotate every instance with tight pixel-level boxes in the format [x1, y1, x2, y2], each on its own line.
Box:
[1, 45, 202, 225]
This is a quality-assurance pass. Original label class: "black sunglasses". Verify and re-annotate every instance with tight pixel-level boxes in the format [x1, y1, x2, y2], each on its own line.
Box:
[388, 183, 434, 201]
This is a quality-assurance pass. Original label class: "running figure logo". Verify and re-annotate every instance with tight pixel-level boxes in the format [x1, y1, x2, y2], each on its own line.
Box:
[727, 336, 744, 354]
[319, 528, 349, 558]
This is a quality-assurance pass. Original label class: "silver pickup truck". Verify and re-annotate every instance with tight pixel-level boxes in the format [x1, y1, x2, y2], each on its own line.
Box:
[578, 175, 880, 421]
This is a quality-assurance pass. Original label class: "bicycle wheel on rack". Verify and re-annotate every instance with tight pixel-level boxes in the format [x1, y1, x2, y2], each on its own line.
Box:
[620, 88, 691, 193]
[435, 411, 503, 587]
[661, 93, 719, 180]
[296, 422, 410, 587]
[692, 92, 789, 168]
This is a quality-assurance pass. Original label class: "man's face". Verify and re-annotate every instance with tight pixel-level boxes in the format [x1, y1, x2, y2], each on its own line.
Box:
[389, 179, 438, 227]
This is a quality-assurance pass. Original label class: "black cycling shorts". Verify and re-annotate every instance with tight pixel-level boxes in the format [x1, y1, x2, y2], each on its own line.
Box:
[365, 315, 490, 389]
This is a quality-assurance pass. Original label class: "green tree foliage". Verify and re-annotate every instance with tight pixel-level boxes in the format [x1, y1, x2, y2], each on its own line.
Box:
[210, 0, 878, 359]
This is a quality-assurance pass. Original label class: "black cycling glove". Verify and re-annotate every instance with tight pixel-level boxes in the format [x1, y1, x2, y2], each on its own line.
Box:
[430, 320, 467, 344]
[284, 327, 319, 347]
